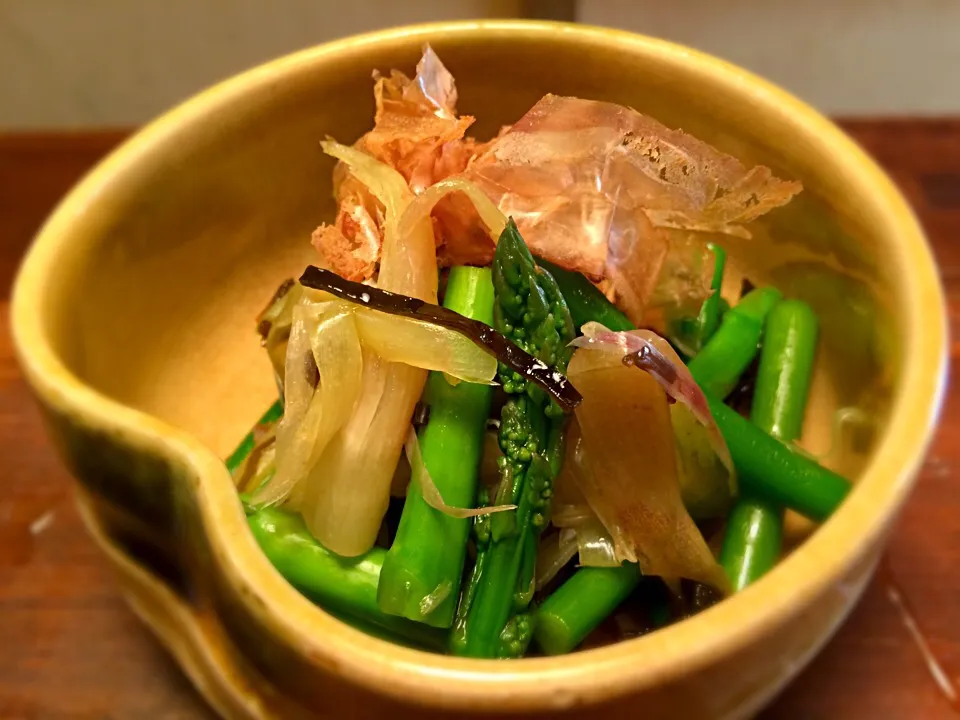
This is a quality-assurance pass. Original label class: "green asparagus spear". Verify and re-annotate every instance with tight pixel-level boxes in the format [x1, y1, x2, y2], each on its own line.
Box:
[452, 220, 575, 659]
[378, 266, 496, 627]
[247, 505, 445, 650]
[706, 396, 847, 521]
[687, 286, 782, 398]
[535, 564, 642, 656]
[720, 300, 820, 590]
[749, 300, 820, 442]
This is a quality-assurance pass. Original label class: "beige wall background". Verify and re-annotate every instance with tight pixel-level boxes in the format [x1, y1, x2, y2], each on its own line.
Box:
[582, 0, 960, 117]
[2, 0, 957, 128]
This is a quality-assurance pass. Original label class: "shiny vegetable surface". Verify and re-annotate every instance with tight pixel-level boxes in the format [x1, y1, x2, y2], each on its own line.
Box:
[687, 286, 782, 397]
[534, 564, 642, 655]
[228, 414, 443, 650]
[707, 395, 847, 521]
[535, 277, 847, 654]
[563, 348, 728, 588]
[532, 271, 734, 656]
[288, 141, 434, 558]
[452, 220, 575, 658]
[233, 48, 821, 659]
[378, 267, 497, 627]
[720, 300, 820, 589]
[298, 265, 582, 412]
[749, 300, 820, 441]
[247, 505, 444, 650]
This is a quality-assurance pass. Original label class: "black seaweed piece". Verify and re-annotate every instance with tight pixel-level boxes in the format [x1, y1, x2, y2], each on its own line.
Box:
[378, 495, 407, 549]
[624, 345, 679, 385]
[680, 579, 725, 619]
[725, 353, 760, 417]
[298, 266, 583, 412]
[437, 266, 451, 305]
[303, 351, 320, 389]
[256, 278, 296, 342]
[411, 401, 431, 429]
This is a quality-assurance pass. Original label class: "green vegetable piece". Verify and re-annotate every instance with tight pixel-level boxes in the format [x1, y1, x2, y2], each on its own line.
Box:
[720, 299, 820, 589]
[671, 243, 727, 355]
[537, 258, 633, 332]
[534, 564, 641, 656]
[229, 403, 444, 649]
[452, 220, 575, 659]
[695, 243, 727, 346]
[687, 286, 782, 398]
[750, 300, 820, 441]
[705, 394, 848, 522]
[377, 266, 496, 628]
[720, 499, 781, 588]
[225, 398, 283, 474]
[247, 506, 445, 650]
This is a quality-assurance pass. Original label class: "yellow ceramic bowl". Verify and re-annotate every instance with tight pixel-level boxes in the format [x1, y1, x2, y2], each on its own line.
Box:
[11, 20, 946, 720]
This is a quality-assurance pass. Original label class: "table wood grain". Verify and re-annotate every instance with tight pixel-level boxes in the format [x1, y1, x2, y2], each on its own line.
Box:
[1, 122, 958, 719]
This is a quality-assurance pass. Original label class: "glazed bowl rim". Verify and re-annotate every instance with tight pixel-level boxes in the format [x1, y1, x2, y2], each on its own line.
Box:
[10, 20, 947, 713]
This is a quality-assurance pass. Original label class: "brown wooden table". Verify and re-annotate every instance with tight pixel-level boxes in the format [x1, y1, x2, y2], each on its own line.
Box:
[1, 123, 958, 719]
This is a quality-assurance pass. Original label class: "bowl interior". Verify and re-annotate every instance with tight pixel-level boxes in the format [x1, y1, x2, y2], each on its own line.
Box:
[14, 21, 944, 712]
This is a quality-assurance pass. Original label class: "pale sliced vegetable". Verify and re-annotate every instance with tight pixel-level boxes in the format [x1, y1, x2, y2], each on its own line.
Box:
[403, 426, 516, 519]
[256, 289, 502, 534]
[633, 327, 737, 519]
[322, 140, 437, 302]
[352, 306, 497, 384]
[571, 322, 734, 475]
[398, 177, 507, 246]
[242, 443, 277, 496]
[300, 349, 403, 555]
[299, 264, 582, 411]
[672, 406, 736, 519]
[253, 301, 321, 504]
[535, 531, 579, 590]
[552, 432, 624, 569]
[556, 326, 734, 521]
[322, 141, 412, 243]
[254, 302, 364, 506]
[550, 503, 596, 527]
[642, 328, 736, 518]
[566, 344, 729, 590]
[256, 279, 304, 383]
[233, 437, 277, 495]
[571, 517, 620, 568]
[292, 144, 439, 556]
